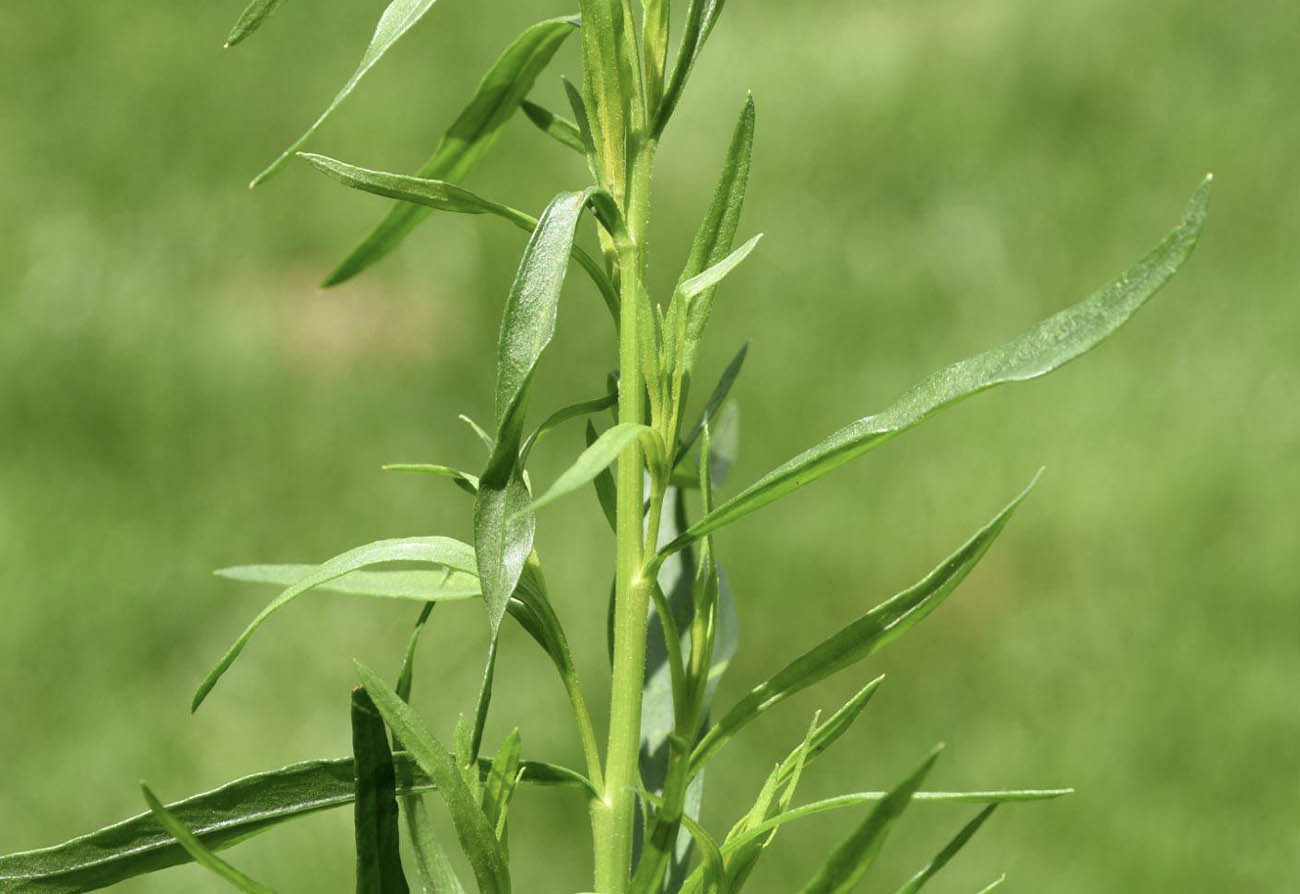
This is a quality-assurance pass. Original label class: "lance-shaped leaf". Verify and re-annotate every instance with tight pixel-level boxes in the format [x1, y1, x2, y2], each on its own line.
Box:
[675, 342, 748, 466]
[654, 0, 729, 135]
[674, 97, 755, 377]
[224, 0, 285, 48]
[194, 537, 478, 710]
[798, 746, 943, 894]
[690, 474, 1038, 772]
[251, 0, 445, 187]
[481, 730, 523, 840]
[216, 565, 481, 602]
[678, 233, 762, 301]
[585, 421, 619, 531]
[139, 784, 277, 894]
[516, 423, 663, 518]
[575, 0, 630, 197]
[667, 176, 1212, 551]
[894, 805, 998, 894]
[475, 189, 596, 637]
[975, 875, 1008, 893]
[381, 463, 479, 496]
[0, 755, 589, 894]
[520, 392, 618, 460]
[521, 100, 586, 154]
[302, 154, 617, 312]
[351, 689, 410, 894]
[356, 663, 511, 894]
[324, 17, 579, 284]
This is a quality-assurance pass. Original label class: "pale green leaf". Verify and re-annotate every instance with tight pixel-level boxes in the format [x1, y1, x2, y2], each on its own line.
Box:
[251, 0, 445, 187]
[516, 423, 661, 518]
[586, 421, 619, 532]
[215, 565, 481, 602]
[668, 177, 1212, 550]
[481, 730, 523, 840]
[678, 233, 761, 301]
[381, 464, 479, 495]
[690, 475, 1038, 772]
[194, 537, 478, 710]
[520, 392, 618, 460]
[324, 18, 578, 285]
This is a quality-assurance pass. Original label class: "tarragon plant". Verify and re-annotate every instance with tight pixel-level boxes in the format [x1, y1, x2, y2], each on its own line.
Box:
[0, 1, 1210, 892]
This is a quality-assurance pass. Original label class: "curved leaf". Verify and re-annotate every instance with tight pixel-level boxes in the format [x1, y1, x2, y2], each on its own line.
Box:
[521, 101, 586, 154]
[678, 233, 762, 301]
[690, 474, 1038, 772]
[251, 0, 445, 187]
[516, 423, 661, 518]
[193, 537, 477, 710]
[675, 342, 747, 466]
[324, 17, 579, 285]
[215, 565, 481, 602]
[667, 176, 1212, 551]
[381, 464, 479, 495]
[139, 785, 277, 894]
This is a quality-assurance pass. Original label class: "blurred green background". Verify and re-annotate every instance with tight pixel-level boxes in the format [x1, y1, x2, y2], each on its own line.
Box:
[2, 0, 1296, 890]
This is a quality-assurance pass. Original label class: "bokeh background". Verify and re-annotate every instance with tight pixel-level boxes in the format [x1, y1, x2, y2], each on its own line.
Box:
[2, 0, 1296, 890]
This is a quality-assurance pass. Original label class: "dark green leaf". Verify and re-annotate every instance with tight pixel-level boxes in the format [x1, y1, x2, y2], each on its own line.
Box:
[323, 17, 578, 284]
[475, 188, 596, 636]
[675, 342, 747, 466]
[520, 100, 587, 154]
[395, 603, 435, 704]
[481, 730, 523, 839]
[195, 537, 478, 710]
[251, 0, 446, 187]
[0, 755, 587, 894]
[139, 784, 277, 894]
[586, 421, 619, 531]
[224, 0, 285, 48]
[894, 805, 998, 894]
[797, 745, 943, 894]
[668, 177, 1212, 550]
[356, 663, 511, 894]
[351, 689, 410, 894]
[653, 0, 729, 135]
[691, 475, 1038, 772]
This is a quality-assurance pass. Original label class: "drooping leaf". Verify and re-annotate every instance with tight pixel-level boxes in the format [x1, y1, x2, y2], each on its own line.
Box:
[356, 663, 511, 894]
[0, 755, 589, 894]
[351, 688, 410, 894]
[324, 17, 579, 285]
[215, 564, 480, 602]
[381, 463, 479, 496]
[517, 423, 662, 518]
[675, 342, 747, 466]
[224, 0, 285, 48]
[521, 100, 587, 154]
[894, 805, 998, 894]
[667, 177, 1213, 551]
[138, 784, 277, 894]
[251, 0, 446, 187]
[474, 189, 597, 636]
[194, 537, 478, 710]
[674, 97, 755, 378]
[301, 154, 617, 313]
[798, 746, 943, 894]
[395, 602, 436, 703]
[690, 474, 1038, 772]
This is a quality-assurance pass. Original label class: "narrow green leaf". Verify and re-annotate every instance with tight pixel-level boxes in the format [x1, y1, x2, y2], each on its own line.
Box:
[678, 233, 762, 301]
[561, 77, 600, 179]
[974, 875, 1008, 893]
[520, 100, 587, 154]
[481, 730, 523, 839]
[675, 97, 755, 377]
[139, 784, 277, 894]
[0, 755, 588, 894]
[324, 17, 578, 285]
[195, 537, 478, 710]
[516, 423, 661, 518]
[675, 342, 747, 466]
[395, 603, 435, 704]
[224, 0, 285, 48]
[251, 0, 445, 187]
[356, 663, 511, 894]
[351, 689, 410, 894]
[586, 421, 619, 531]
[520, 391, 618, 460]
[215, 565, 481, 602]
[691, 475, 1038, 772]
[575, 0, 630, 197]
[668, 177, 1212, 550]
[381, 464, 479, 495]
[654, 0, 729, 135]
[475, 189, 596, 637]
[460, 414, 496, 451]
[894, 805, 998, 894]
[798, 745, 943, 894]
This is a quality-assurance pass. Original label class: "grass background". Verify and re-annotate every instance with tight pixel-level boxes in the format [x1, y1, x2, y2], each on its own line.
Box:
[2, 0, 1296, 890]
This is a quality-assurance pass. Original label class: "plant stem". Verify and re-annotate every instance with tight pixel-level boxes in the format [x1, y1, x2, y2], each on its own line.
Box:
[594, 135, 657, 893]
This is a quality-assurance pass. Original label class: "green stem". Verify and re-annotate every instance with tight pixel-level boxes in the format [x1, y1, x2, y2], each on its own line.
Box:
[593, 136, 657, 894]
